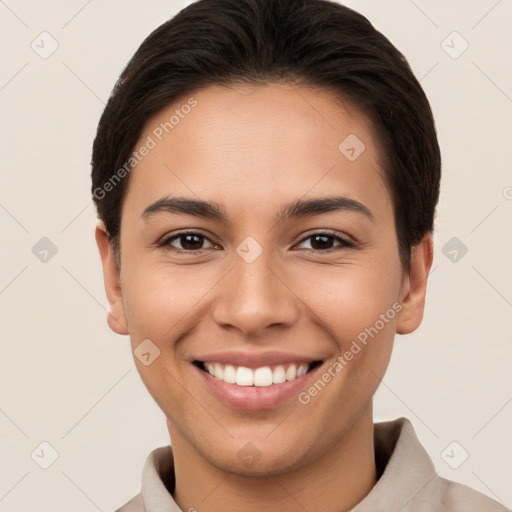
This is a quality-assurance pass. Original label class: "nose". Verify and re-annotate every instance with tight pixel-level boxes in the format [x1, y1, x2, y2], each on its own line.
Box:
[211, 249, 300, 338]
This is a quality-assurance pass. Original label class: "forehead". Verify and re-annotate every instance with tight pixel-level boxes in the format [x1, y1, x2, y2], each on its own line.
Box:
[122, 82, 392, 225]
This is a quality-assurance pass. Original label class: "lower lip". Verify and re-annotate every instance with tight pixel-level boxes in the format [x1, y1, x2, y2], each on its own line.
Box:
[194, 364, 321, 410]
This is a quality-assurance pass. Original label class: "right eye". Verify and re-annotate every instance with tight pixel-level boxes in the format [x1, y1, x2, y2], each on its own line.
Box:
[158, 231, 220, 253]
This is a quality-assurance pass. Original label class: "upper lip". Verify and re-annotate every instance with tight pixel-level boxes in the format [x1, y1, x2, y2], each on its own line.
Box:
[193, 350, 322, 369]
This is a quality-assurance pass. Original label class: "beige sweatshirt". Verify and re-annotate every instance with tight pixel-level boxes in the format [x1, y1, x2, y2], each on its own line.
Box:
[114, 417, 509, 511]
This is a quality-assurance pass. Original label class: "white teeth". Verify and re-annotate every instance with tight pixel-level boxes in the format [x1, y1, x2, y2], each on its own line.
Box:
[272, 365, 286, 384]
[202, 362, 311, 386]
[235, 366, 254, 386]
[297, 364, 308, 377]
[254, 367, 273, 386]
[285, 365, 297, 381]
[223, 364, 236, 384]
[214, 363, 224, 380]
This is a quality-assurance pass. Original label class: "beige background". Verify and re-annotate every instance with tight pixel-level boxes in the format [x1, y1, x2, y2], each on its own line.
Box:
[1, 1, 511, 510]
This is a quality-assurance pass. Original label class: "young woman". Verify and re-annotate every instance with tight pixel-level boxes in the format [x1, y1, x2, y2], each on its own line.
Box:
[92, 1, 507, 510]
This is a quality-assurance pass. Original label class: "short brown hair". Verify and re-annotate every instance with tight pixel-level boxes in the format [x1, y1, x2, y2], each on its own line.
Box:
[91, 0, 441, 271]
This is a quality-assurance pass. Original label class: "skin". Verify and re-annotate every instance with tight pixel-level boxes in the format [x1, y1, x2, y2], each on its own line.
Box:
[96, 82, 433, 512]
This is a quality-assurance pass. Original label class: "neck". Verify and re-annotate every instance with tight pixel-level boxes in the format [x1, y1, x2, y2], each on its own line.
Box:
[169, 406, 376, 512]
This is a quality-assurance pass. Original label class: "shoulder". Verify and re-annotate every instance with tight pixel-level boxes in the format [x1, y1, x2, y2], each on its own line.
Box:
[437, 476, 509, 512]
[113, 492, 144, 512]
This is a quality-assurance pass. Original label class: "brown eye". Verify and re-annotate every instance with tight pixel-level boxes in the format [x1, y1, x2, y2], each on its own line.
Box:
[159, 231, 217, 252]
[295, 232, 355, 251]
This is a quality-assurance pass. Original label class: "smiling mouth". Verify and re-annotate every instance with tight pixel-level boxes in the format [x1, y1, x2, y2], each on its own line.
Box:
[194, 360, 323, 387]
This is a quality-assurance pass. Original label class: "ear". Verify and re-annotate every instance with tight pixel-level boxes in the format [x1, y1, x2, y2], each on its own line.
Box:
[95, 220, 129, 335]
[396, 232, 434, 335]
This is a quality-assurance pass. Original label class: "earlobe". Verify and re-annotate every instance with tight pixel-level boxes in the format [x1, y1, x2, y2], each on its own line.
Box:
[95, 220, 129, 335]
[396, 232, 434, 335]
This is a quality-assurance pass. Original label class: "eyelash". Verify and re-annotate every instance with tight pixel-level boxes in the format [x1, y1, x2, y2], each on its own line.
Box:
[157, 230, 356, 254]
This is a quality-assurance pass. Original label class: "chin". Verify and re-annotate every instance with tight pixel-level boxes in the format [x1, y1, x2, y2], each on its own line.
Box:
[203, 437, 309, 477]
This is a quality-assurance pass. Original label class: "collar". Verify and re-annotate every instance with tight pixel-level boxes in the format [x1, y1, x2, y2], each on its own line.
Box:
[139, 417, 440, 512]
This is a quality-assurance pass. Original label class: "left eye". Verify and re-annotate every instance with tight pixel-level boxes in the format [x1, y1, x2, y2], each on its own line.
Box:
[158, 231, 354, 253]
[295, 232, 355, 251]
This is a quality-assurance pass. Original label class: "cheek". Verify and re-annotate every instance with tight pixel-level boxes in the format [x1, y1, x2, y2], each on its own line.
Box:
[121, 262, 215, 339]
[291, 262, 401, 346]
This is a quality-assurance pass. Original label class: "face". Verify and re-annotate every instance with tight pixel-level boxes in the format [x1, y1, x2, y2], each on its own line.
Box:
[96, 82, 432, 476]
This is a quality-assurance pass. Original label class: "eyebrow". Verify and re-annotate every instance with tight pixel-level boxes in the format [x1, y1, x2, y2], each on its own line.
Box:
[141, 195, 375, 223]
